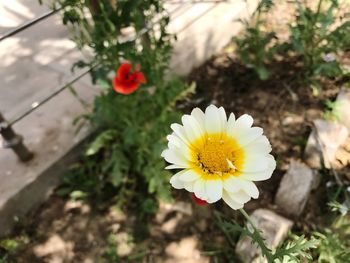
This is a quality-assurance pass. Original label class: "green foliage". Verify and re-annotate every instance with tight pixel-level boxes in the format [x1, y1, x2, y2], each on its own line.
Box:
[0, 240, 21, 252]
[234, 0, 350, 83]
[0, 236, 29, 263]
[314, 231, 350, 262]
[323, 99, 341, 121]
[102, 233, 121, 262]
[102, 232, 148, 262]
[274, 234, 320, 262]
[214, 211, 318, 263]
[313, 215, 350, 262]
[233, 0, 276, 80]
[328, 200, 350, 216]
[233, 21, 276, 80]
[50, 0, 195, 207]
[288, 0, 346, 78]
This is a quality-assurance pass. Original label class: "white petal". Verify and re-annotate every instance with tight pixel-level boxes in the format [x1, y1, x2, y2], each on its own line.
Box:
[241, 169, 274, 181]
[229, 114, 254, 138]
[171, 123, 189, 145]
[182, 115, 204, 142]
[235, 127, 263, 148]
[218, 107, 227, 131]
[167, 134, 182, 147]
[243, 135, 272, 155]
[167, 141, 191, 160]
[238, 179, 259, 199]
[226, 113, 236, 133]
[165, 164, 188, 170]
[191, 108, 205, 131]
[170, 171, 185, 189]
[178, 169, 200, 182]
[241, 155, 276, 181]
[205, 105, 223, 134]
[229, 190, 251, 204]
[184, 181, 194, 192]
[167, 134, 191, 160]
[193, 179, 206, 199]
[223, 177, 241, 193]
[222, 190, 244, 210]
[235, 114, 254, 130]
[205, 180, 223, 203]
[161, 148, 189, 167]
[240, 154, 272, 172]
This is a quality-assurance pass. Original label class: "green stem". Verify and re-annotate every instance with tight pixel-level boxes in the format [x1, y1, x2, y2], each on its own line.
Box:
[308, 0, 324, 75]
[239, 208, 275, 263]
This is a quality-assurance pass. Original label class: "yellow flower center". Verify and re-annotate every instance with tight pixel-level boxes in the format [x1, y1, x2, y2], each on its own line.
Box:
[191, 133, 244, 180]
[199, 138, 233, 173]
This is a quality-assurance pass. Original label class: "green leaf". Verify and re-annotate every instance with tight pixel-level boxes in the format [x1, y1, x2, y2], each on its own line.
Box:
[70, 190, 87, 200]
[256, 66, 270, 80]
[110, 161, 124, 187]
[0, 239, 20, 252]
[85, 130, 117, 156]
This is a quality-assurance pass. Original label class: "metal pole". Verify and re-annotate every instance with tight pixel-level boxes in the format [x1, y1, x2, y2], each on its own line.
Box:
[0, 8, 62, 42]
[0, 112, 33, 162]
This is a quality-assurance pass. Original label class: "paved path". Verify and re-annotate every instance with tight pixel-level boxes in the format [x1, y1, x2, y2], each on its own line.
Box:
[0, 0, 98, 236]
[0, 0, 93, 119]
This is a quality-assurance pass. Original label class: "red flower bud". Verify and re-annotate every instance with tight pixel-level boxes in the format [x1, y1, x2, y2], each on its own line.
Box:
[191, 193, 208, 206]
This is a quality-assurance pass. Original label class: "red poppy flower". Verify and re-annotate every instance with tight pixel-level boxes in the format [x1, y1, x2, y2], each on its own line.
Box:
[112, 63, 146, 95]
[191, 193, 208, 206]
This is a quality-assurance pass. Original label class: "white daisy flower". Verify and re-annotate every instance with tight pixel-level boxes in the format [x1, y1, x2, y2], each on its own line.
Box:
[161, 105, 276, 210]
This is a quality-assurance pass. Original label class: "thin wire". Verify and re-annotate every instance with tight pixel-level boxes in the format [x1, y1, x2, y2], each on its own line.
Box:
[9, 66, 95, 126]
[0, 8, 63, 42]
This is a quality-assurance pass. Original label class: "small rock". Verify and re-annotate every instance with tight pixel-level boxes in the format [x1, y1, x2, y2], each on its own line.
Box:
[161, 213, 183, 234]
[282, 115, 303, 126]
[116, 232, 134, 257]
[304, 119, 349, 168]
[109, 223, 121, 233]
[275, 160, 319, 216]
[172, 201, 193, 216]
[165, 236, 208, 262]
[235, 209, 293, 263]
[336, 88, 350, 132]
[33, 234, 74, 260]
[107, 206, 126, 222]
[344, 137, 350, 152]
[63, 200, 90, 214]
[156, 201, 192, 223]
[335, 148, 350, 167]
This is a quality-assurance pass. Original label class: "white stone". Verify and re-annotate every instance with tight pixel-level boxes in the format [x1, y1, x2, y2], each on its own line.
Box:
[304, 119, 349, 168]
[275, 160, 319, 216]
[115, 232, 134, 257]
[165, 236, 209, 263]
[156, 201, 192, 223]
[236, 209, 293, 263]
[33, 234, 74, 260]
[336, 89, 350, 132]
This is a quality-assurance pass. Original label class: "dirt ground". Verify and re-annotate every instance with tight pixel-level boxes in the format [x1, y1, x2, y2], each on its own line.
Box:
[2, 1, 350, 262]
